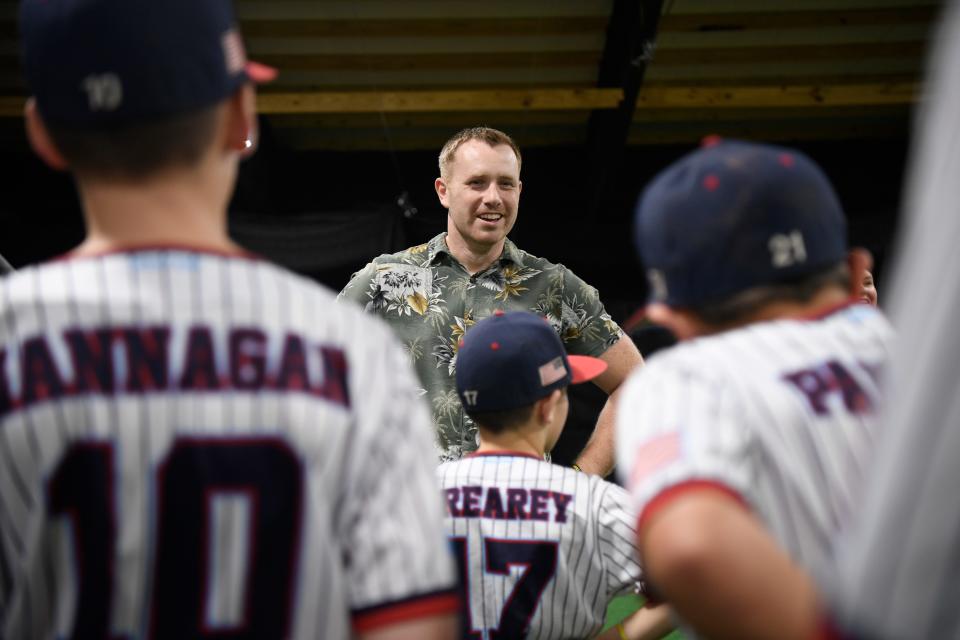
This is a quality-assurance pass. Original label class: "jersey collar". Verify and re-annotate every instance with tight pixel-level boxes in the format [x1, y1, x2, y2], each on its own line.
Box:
[798, 298, 865, 321]
[56, 243, 261, 262]
[466, 450, 544, 461]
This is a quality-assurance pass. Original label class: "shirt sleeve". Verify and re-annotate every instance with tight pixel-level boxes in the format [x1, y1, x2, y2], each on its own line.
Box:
[556, 265, 624, 358]
[337, 261, 379, 309]
[340, 324, 458, 631]
[595, 481, 644, 598]
[615, 362, 755, 530]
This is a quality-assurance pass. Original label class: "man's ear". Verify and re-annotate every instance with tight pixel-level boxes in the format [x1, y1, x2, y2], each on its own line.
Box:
[646, 303, 702, 341]
[225, 84, 258, 157]
[24, 98, 69, 171]
[435, 177, 449, 208]
[846, 248, 873, 299]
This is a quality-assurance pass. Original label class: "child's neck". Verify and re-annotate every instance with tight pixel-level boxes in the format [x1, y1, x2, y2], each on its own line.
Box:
[476, 424, 547, 459]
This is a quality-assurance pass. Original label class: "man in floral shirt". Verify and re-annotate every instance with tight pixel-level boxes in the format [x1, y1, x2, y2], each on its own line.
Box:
[339, 127, 643, 474]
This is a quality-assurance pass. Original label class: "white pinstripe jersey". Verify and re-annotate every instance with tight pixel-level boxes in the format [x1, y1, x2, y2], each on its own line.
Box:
[830, 4, 960, 637]
[616, 303, 893, 582]
[437, 453, 642, 639]
[0, 249, 456, 640]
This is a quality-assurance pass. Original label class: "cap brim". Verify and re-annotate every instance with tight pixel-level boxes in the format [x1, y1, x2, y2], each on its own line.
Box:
[568, 355, 608, 384]
[245, 60, 278, 83]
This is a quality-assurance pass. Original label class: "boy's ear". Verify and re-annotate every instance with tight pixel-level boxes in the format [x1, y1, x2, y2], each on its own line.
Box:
[537, 389, 565, 424]
[24, 98, 69, 171]
[225, 84, 258, 157]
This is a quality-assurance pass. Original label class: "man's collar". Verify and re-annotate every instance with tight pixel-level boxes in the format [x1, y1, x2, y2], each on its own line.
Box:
[501, 237, 525, 266]
[428, 233, 525, 268]
[426, 232, 452, 265]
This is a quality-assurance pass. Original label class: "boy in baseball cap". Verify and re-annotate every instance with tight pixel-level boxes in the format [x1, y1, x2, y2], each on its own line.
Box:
[616, 139, 893, 638]
[4, 1, 460, 638]
[455, 309, 608, 455]
[437, 310, 672, 640]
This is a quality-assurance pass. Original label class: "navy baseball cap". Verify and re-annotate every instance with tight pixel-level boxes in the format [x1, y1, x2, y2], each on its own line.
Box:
[456, 310, 608, 414]
[634, 138, 848, 307]
[19, 0, 277, 127]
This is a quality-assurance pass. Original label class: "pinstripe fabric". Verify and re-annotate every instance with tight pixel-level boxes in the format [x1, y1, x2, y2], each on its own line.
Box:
[438, 453, 641, 639]
[617, 304, 893, 585]
[830, 4, 960, 637]
[0, 249, 455, 639]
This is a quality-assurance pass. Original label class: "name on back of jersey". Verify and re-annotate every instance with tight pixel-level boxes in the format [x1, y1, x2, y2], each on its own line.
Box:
[0, 323, 350, 418]
[444, 485, 573, 523]
[782, 358, 882, 416]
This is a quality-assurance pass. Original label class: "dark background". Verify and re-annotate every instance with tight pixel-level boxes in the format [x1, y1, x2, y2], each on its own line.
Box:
[0, 121, 908, 304]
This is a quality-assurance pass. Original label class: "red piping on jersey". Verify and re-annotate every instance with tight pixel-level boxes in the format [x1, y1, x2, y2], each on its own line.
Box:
[466, 450, 543, 461]
[52, 244, 263, 262]
[811, 615, 847, 640]
[352, 590, 459, 632]
[637, 479, 750, 532]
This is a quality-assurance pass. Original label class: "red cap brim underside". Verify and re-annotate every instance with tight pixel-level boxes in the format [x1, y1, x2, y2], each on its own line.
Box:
[568, 355, 608, 384]
[245, 60, 278, 83]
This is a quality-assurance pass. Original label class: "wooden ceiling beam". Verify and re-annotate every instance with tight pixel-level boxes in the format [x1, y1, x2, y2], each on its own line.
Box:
[266, 111, 591, 128]
[0, 7, 933, 39]
[647, 73, 919, 87]
[222, 51, 600, 71]
[232, 1, 612, 21]
[659, 6, 937, 31]
[0, 44, 922, 74]
[238, 17, 609, 38]
[635, 82, 918, 109]
[0, 83, 918, 117]
[257, 88, 623, 114]
[652, 41, 926, 65]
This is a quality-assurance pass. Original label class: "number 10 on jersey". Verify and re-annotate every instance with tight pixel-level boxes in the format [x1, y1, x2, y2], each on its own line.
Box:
[48, 436, 303, 639]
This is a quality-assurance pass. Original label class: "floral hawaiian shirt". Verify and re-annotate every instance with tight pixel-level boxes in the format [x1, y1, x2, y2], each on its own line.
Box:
[338, 232, 624, 461]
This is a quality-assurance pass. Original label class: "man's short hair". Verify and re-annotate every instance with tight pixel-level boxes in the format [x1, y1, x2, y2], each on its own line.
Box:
[438, 126, 522, 179]
[688, 261, 851, 327]
[45, 106, 221, 182]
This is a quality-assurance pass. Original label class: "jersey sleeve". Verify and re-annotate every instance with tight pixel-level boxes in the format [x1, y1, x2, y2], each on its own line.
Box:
[337, 261, 379, 309]
[339, 324, 458, 632]
[595, 481, 644, 598]
[556, 265, 624, 358]
[615, 361, 755, 530]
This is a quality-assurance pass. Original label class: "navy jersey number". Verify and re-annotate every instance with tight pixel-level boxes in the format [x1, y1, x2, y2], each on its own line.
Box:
[452, 536, 559, 639]
[47, 437, 303, 639]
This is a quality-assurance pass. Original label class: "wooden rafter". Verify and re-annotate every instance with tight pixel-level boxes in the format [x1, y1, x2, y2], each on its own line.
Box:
[635, 82, 919, 109]
[238, 16, 609, 38]
[0, 83, 919, 118]
[659, 6, 937, 31]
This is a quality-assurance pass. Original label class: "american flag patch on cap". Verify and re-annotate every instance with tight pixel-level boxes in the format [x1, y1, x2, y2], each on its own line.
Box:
[538, 356, 567, 386]
[222, 29, 246, 75]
